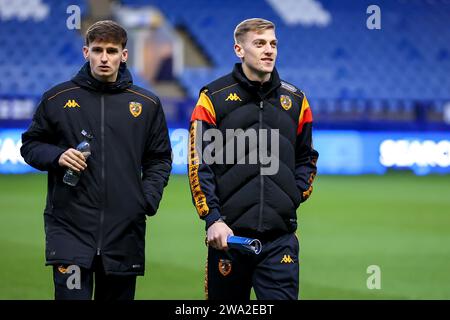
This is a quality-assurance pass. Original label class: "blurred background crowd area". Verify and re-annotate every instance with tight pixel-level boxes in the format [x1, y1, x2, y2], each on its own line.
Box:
[0, 0, 449, 175]
[1, 0, 449, 128]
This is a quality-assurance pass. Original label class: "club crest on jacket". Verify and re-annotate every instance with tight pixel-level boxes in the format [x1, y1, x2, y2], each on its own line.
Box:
[218, 259, 232, 276]
[280, 95, 292, 110]
[129, 101, 142, 117]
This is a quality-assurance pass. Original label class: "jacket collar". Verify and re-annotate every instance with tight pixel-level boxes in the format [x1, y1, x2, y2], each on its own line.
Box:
[232, 63, 281, 98]
[72, 62, 133, 93]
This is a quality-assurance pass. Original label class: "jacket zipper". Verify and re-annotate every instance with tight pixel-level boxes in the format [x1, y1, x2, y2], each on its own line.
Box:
[258, 100, 264, 232]
[97, 95, 105, 255]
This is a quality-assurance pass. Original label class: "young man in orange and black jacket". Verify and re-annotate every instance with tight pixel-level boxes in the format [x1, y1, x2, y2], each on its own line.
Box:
[188, 18, 319, 300]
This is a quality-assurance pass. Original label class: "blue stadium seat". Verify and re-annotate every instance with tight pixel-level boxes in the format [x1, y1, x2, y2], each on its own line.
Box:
[122, 0, 450, 104]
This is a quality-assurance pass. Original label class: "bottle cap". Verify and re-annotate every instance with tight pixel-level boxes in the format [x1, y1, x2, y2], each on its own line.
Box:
[81, 130, 93, 140]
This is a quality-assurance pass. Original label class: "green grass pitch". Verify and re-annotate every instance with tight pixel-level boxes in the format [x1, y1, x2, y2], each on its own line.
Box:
[0, 173, 449, 299]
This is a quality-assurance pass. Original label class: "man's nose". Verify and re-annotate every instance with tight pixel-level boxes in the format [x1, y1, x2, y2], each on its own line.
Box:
[264, 44, 274, 55]
[101, 51, 108, 62]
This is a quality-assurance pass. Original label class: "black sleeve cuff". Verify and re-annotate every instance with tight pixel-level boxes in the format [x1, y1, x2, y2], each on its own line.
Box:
[204, 209, 222, 231]
[51, 149, 65, 170]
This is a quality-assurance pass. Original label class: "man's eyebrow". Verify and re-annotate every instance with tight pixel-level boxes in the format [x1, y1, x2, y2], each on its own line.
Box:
[91, 46, 119, 51]
[253, 38, 277, 43]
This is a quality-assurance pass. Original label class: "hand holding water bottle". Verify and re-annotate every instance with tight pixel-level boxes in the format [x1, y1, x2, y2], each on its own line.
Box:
[227, 236, 262, 254]
[60, 130, 93, 187]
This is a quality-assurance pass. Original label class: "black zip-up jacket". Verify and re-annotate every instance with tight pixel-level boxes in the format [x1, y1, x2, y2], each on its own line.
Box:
[188, 63, 318, 239]
[21, 62, 172, 275]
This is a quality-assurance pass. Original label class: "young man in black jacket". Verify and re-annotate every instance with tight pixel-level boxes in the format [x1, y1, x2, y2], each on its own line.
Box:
[188, 18, 319, 300]
[21, 20, 172, 300]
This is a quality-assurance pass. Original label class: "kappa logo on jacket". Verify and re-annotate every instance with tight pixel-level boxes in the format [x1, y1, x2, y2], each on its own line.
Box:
[280, 255, 294, 264]
[64, 99, 80, 108]
[225, 93, 242, 102]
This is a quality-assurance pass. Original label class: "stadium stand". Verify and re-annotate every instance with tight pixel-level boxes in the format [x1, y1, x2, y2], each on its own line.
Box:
[0, 0, 449, 130]
[123, 0, 450, 130]
[0, 0, 151, 97]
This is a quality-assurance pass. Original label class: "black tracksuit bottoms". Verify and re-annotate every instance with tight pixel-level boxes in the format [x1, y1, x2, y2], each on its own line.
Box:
[52, 255, 136, 300]
[207, 232, 299, 300]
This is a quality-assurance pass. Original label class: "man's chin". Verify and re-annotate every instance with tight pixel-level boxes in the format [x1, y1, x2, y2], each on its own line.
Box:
[260, 64, 274, 73]
[91, 71, 115, 82]
[95, 70, 112, 76]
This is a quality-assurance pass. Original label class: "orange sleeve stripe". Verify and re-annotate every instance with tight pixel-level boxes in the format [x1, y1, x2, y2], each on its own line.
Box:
[191, 105, 216, 125]
[297, 96, 313, 135]
[302, 185, 313, 201]
[188, 120, 210, 217]
[191, 91, 216, 125]
[297, 107, 313, 135]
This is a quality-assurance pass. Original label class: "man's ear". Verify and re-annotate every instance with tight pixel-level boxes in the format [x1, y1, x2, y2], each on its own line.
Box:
[82, 46, 89, 60]
[121, 48, 128, 63]
[234, 43, 244, 59]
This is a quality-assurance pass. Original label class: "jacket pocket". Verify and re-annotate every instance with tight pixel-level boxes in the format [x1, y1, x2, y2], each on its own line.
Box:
[139, 182, 157, 215]
[293, 189, 302, 209]
[51, 180, 73, 209]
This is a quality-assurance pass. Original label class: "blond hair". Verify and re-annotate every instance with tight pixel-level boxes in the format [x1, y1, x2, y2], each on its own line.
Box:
[234, 18, 275, 44]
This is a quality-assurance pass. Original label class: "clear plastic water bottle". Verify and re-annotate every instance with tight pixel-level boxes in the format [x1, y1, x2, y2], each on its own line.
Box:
[63, 130, 93, 187]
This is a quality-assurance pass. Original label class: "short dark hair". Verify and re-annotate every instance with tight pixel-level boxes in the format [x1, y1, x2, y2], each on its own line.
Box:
[234, 18, 275, 44]
[85, 20, 127, 48]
